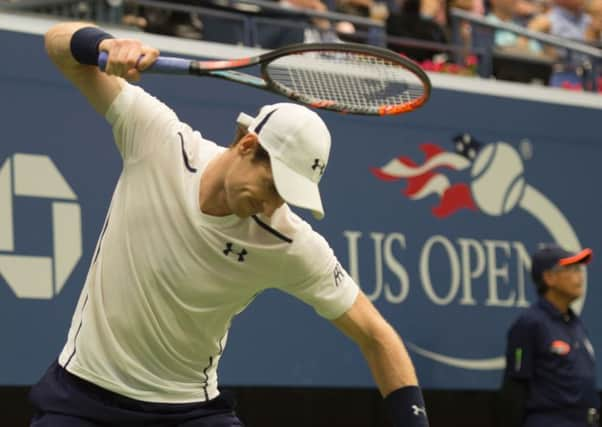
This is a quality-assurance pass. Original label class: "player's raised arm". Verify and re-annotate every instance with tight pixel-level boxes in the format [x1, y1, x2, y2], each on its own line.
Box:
[331, 292, 429, 427]
[44, 22, 159, 116]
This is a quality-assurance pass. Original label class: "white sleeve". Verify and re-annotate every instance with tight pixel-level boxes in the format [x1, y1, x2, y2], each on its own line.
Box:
[105, 83, 181, 163]
[278, 231, 360, 320]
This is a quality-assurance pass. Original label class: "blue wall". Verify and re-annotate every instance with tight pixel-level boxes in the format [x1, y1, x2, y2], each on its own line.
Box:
[1, 28, 601, 391]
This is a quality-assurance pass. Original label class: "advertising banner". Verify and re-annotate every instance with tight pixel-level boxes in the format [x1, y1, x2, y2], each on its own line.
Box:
[1, 16, 600, 389]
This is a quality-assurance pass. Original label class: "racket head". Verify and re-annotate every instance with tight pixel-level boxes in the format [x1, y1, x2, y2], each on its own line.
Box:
[259, 43, 431, 116]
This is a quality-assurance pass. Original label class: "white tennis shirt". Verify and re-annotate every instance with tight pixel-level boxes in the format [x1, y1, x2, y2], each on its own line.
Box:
[58, 83, 359, 403]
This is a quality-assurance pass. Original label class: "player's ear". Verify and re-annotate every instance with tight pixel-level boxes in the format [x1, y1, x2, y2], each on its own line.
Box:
[236, 132, 259, 155]
[542, 270, 556, 288]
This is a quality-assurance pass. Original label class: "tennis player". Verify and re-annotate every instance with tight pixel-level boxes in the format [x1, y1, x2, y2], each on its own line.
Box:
[30, 22, 430, 427]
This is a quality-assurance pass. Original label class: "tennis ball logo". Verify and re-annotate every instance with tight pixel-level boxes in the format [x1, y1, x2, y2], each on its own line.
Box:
[470, 142, 525, 216]
[0, 153, 82, 299]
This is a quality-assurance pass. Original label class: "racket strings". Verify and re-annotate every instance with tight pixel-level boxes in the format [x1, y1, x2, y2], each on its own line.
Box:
[266, 51, 425, 113]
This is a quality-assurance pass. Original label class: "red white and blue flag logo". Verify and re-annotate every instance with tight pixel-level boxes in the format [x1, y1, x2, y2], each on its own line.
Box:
[371, 133, 528, 218]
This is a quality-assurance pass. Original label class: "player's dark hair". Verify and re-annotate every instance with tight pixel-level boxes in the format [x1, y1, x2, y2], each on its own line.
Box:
[252, 143, 270, 163]
[231, 124, 247, 147]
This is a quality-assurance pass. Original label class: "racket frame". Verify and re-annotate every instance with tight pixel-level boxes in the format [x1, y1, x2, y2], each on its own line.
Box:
[191, 43, 431, 116]
[101, 42, 431, 116]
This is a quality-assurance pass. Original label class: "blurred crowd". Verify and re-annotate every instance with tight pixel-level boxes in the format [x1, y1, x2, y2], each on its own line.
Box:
[116, 0, 601, 90]
[3, 0, 600, 89]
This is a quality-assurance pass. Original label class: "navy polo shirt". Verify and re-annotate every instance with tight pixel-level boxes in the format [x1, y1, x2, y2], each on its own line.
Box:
[505, 298, 599, 423]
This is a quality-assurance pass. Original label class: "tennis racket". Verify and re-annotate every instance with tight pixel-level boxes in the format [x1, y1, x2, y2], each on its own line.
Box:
[98, 43, 431, 116]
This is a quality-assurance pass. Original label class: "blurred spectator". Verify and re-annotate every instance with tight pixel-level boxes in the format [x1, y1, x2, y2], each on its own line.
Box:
[295, 0, 388, 43]
[527, 0, 595, 42]
[199, 0, 328, 48]
[527, 0, 597, 87]
[336, 0, 374, 16]
[585, 0, 602, 44]
[335, 0, 389, 22]
[486, 0, 544, 54]
[448, 0, 485, 49]
[122, 0, 202, 39]
[123, 0, 341, 47]
[514, 0, 551, 24]
[386, 0, 450, 61]
[281, 0, 342, 43]
[484, 0, 557, 85]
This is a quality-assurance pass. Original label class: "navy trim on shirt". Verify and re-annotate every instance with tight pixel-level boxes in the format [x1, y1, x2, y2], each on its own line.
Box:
[252, 215, 293, 243]
[178, 132, 197, 173]
[64, 294, 89, 368]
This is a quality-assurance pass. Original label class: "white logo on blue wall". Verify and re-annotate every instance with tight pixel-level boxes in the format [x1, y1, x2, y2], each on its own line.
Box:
[0, 154, 82, 299]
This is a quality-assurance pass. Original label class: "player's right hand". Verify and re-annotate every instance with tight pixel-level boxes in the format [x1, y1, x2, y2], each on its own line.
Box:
[98, 38, 159, 82]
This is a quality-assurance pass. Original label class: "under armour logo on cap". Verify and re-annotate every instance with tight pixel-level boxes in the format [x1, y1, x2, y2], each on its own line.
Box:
[311, 158, 326, 179]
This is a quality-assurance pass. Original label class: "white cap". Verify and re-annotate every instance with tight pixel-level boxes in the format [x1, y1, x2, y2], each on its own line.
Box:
[237, 103, 331, 219]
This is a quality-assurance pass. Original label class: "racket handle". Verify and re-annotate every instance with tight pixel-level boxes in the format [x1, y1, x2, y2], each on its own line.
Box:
[98, 52, 191, 75]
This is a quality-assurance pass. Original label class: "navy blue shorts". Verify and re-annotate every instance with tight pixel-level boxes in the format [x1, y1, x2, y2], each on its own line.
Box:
[29, 361, 244, 427]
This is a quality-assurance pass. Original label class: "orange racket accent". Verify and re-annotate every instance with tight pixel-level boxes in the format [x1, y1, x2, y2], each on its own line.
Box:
[311, 100, 337, 108]
[198, 57, 252, 70]
[378, 99, 425, 116]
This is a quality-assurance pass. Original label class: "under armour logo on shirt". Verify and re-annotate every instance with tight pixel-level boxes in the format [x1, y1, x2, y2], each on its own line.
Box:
[223, 242, 248, 262]
[311, 159, 326, 179]
[412, 405, 427, 417]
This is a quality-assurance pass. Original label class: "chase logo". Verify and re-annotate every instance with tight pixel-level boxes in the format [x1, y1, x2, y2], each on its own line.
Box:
[0, 154, 82, 299]
[366, 133, 586, 370]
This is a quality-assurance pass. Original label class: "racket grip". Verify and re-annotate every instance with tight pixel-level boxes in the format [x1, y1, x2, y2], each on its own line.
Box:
[98, 52, 191, 75]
